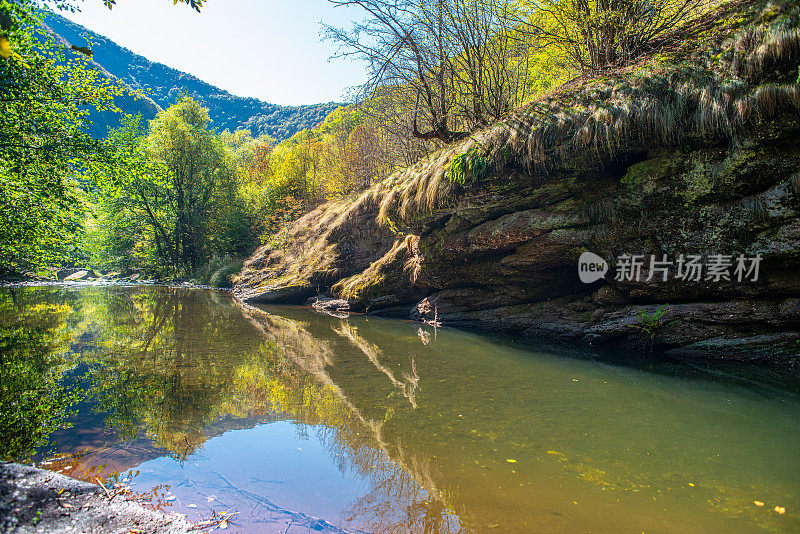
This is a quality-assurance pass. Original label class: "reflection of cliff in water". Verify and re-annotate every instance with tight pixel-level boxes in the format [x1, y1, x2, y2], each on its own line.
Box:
[241, 303, 800, 534]
[239, 302, 461, 533]
[6, 286, 799, 533]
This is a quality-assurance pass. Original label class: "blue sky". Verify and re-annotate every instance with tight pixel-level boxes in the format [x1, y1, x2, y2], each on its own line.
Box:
[62, 0, 367, 106]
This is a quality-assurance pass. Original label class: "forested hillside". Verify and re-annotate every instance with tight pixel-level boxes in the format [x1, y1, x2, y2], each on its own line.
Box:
[42, 12, 340, 140]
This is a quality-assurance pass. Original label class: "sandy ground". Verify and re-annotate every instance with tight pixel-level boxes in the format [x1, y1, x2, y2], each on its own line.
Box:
[0, 462, 194, 533]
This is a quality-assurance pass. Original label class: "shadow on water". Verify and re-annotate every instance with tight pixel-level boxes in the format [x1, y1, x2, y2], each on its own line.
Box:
[1, 285, 799, 533]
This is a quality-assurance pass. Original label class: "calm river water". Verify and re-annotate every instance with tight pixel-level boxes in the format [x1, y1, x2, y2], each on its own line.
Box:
[1, 285, 798, 533]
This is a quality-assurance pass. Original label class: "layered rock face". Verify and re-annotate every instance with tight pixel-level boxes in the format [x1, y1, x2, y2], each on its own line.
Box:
[235, 128, 800, 362]
[236, 0, 800, 363]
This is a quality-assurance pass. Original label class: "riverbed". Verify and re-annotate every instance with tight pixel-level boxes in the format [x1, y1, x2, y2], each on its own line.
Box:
[1, 285, 798, 533]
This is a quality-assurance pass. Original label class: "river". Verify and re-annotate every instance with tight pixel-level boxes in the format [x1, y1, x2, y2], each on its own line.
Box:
[1, 285, 798, 533]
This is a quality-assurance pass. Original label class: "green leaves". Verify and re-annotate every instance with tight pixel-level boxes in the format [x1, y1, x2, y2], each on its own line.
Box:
[102, 0, 205, 12]
[446, 147, 488, 185]
[0, 36, 10, 59]
[0, 0, 128, 275]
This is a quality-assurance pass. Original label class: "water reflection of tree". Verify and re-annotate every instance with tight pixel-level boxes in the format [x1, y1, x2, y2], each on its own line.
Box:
[78, 287, 285, 459]
[241, 304, 461, 534]
[0, 287, 82, 461]
[74, 288, 381, 466]
[313, 424, 461, 534]
[5, 287, 463, 531]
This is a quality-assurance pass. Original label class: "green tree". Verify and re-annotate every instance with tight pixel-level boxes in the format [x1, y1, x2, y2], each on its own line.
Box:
[0, 0, 127, 276]
[146, 97, 236, 271]
[84, 115, 171, 273]
[89, 100, 248, 276]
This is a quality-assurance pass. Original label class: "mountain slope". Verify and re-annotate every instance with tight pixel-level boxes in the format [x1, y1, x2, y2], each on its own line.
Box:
[42, 12, 341, 140]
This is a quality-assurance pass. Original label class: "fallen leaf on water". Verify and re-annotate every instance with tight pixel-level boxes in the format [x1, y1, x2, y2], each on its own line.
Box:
[688, 483, 695, 487]
[754, 501, 764, 507]
[547, 451, 561, 455]
[506, 459, 517, 463]
[774, 506, 786, 515]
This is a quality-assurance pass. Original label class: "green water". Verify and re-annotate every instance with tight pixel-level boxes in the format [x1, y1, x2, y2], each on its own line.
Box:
[1, 285, 798, 533]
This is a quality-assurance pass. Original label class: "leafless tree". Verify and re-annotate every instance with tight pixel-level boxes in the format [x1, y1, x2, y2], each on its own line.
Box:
[324, 0, 530, 144]
[522, 0, 709, 74]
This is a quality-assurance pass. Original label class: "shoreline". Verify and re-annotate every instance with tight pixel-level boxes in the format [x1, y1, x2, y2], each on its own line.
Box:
[0, 279, 233, 292]
[0, 462, 194, 533]
[4, 282, 800, 376]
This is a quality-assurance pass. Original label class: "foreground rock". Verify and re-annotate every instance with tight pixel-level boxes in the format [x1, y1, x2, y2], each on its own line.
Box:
[0, 463, 193, 534]
[235, 0, 800, 364]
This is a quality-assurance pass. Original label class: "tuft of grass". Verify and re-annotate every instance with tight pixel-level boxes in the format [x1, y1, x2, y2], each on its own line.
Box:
[402, 234, 423, 284]
[629, 305, 669, 352]
[210, 260, 244, 288]
[739, 27, 800, 80]
[587, 198, 617, 224]
[333, 238, 407, 300]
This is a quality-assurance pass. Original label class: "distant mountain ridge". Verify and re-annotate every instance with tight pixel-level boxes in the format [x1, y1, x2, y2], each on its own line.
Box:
[42, 12, 341, 140]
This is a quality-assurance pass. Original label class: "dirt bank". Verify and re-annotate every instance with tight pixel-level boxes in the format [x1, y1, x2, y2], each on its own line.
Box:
[0, 462, 193, 533]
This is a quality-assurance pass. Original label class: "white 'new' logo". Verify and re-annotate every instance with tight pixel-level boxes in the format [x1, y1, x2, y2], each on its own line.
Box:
[578, 252, 608, 284]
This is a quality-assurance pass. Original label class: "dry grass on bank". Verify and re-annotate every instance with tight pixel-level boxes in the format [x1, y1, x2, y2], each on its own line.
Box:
[335, 0, 800, 224]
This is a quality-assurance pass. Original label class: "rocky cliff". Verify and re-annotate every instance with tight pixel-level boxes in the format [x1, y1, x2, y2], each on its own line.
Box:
[235, 0, 800, 363]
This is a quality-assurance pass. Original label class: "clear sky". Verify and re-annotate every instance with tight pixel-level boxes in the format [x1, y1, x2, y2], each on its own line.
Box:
[61, 0, 367, 106]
